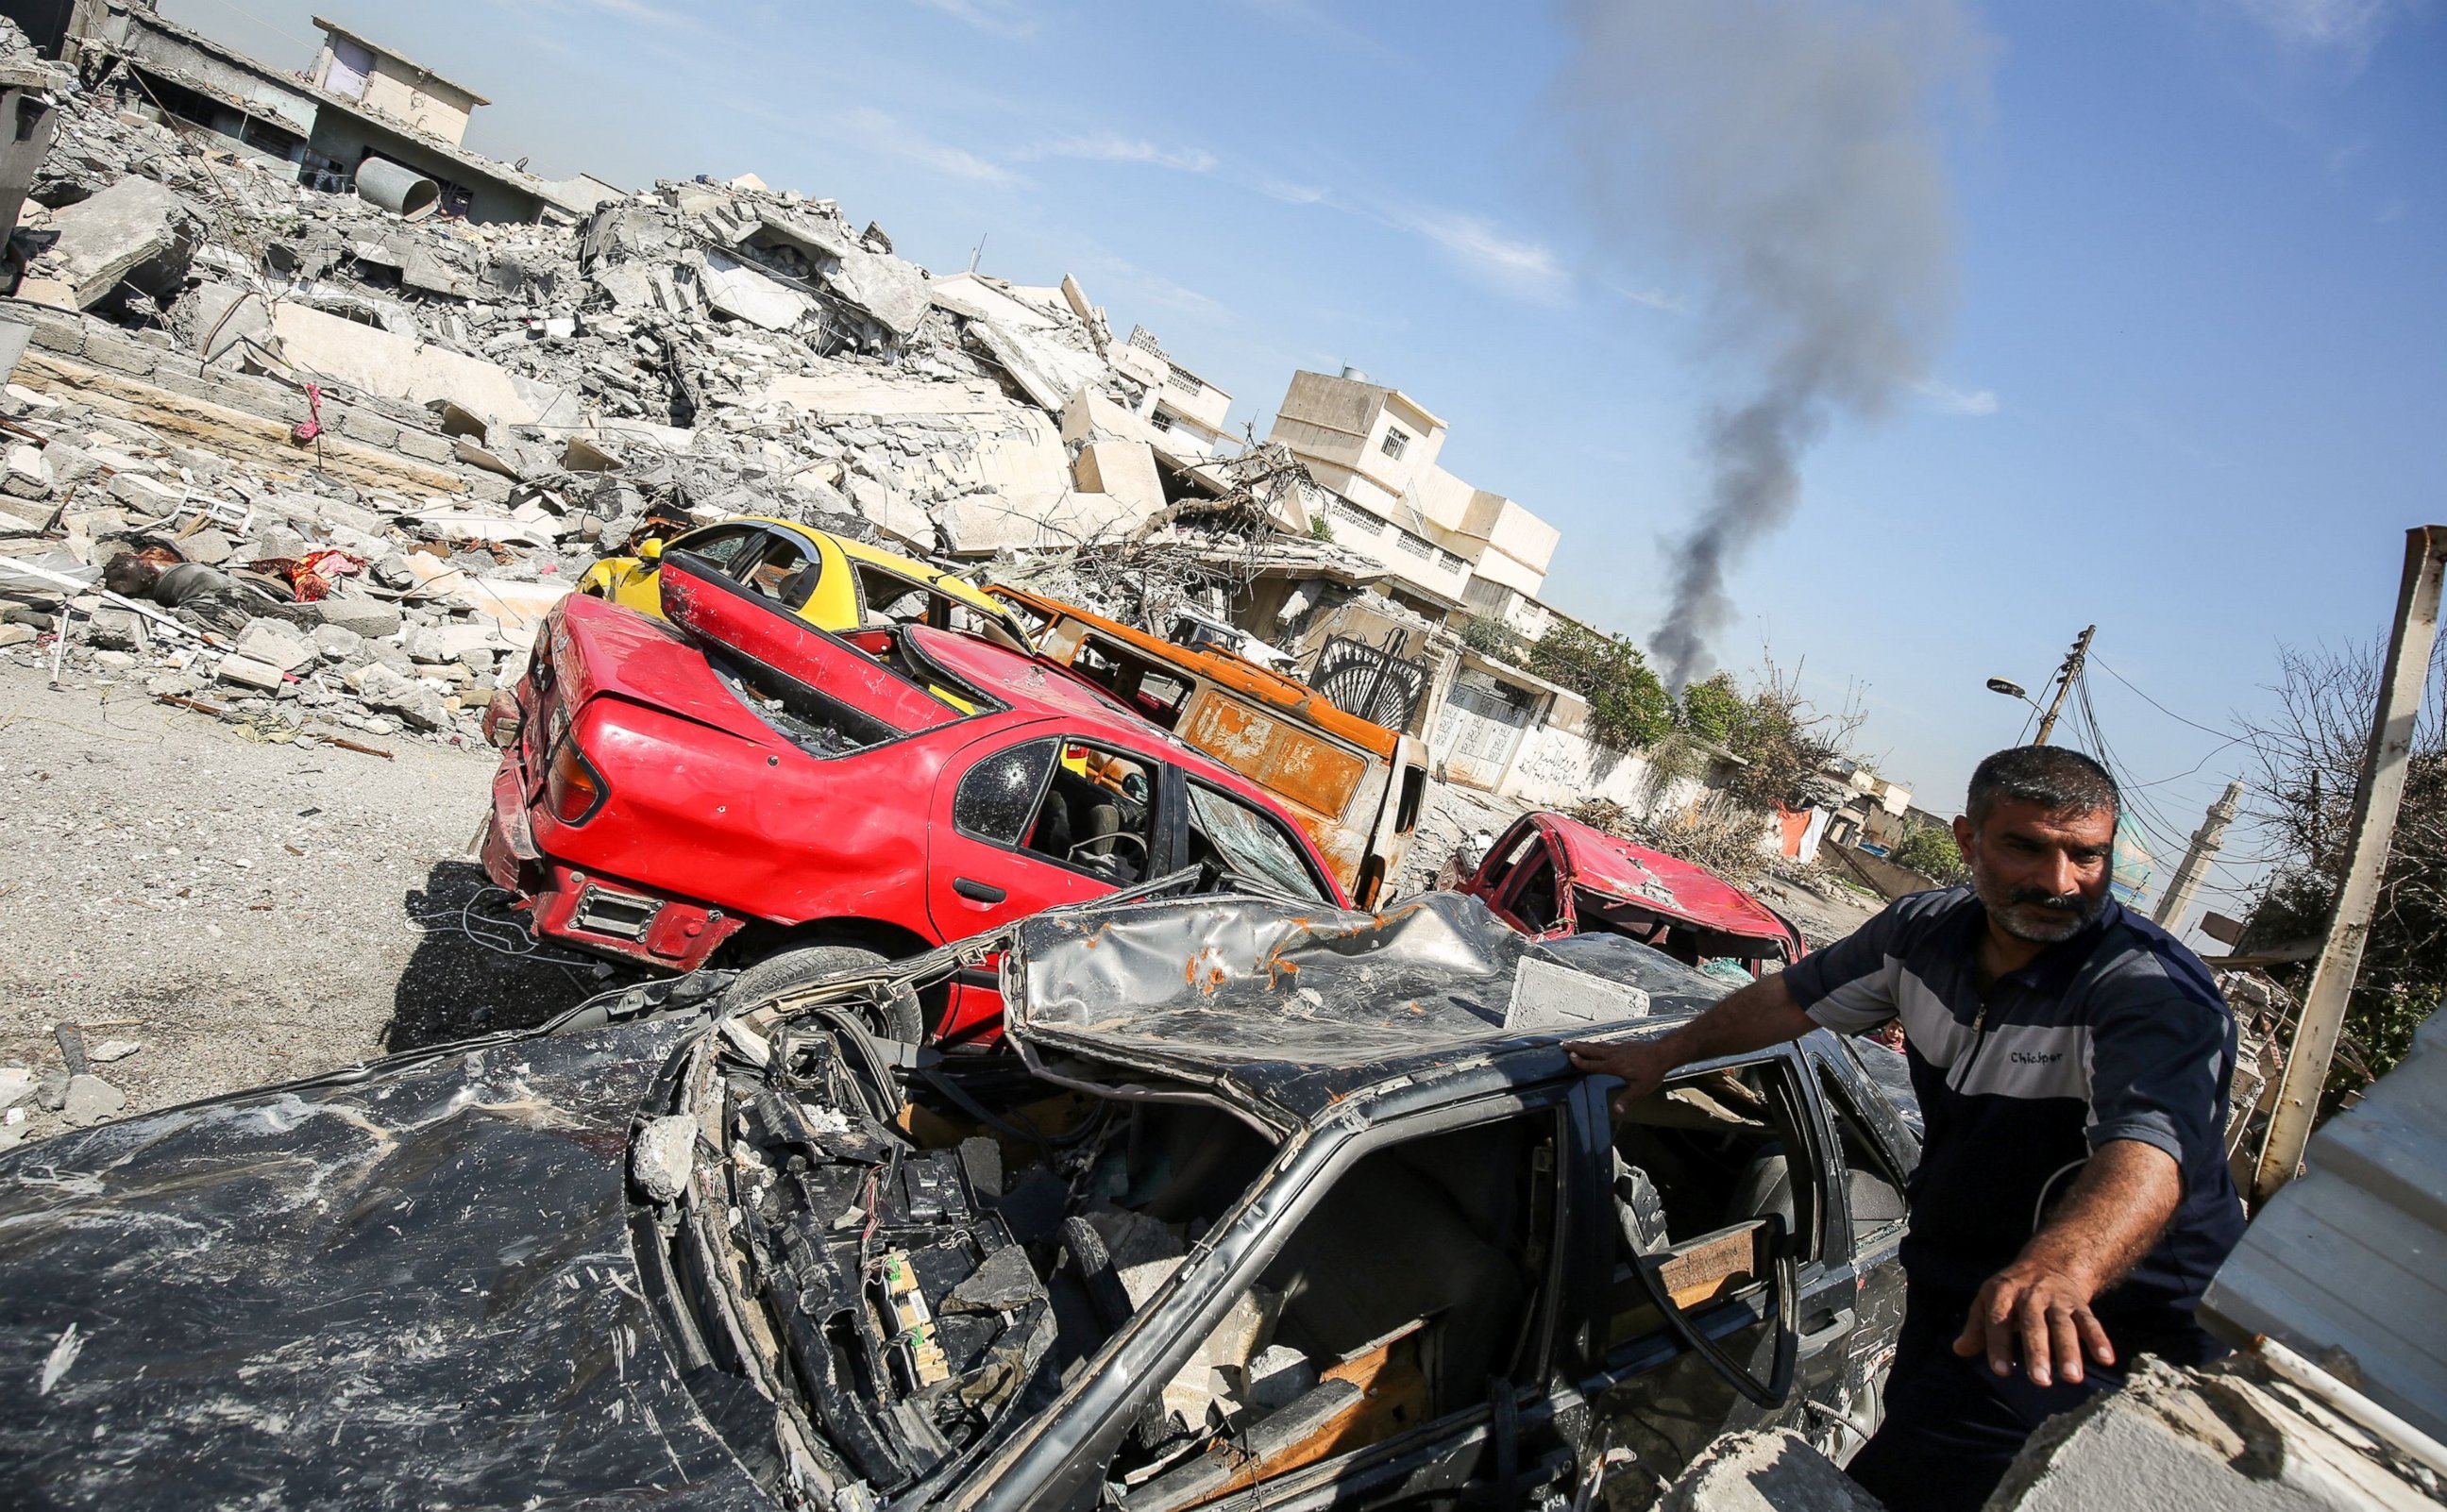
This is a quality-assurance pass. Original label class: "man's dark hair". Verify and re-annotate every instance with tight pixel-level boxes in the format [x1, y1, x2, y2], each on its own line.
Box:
[1966, 746, 2120, 827]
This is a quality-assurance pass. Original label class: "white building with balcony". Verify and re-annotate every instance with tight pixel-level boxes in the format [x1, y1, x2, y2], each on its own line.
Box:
[1265, 369, 1559, 637]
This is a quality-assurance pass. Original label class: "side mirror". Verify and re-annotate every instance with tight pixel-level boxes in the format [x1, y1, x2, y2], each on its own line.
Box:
[638, 538, 664, 563]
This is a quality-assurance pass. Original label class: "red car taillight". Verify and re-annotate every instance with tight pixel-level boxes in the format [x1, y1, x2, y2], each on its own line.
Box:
[545, 733, 607, 825]
[481, 688, 521, 748]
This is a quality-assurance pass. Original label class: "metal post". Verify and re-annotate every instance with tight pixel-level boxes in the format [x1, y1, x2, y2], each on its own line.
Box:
[2253, 526, 2447, 1201]
[2034, 625, 2095, 746]
[2152, 780, 2245, 928]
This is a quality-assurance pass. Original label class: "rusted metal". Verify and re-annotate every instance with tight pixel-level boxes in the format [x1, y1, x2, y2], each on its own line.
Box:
[992, 584, 1425, 903]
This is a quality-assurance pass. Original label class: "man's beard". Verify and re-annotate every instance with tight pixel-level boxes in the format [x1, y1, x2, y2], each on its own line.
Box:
[1972, 872, 2104, 944]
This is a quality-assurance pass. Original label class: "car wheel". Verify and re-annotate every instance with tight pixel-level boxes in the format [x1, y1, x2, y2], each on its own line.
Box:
[719, 944, 920, 1040]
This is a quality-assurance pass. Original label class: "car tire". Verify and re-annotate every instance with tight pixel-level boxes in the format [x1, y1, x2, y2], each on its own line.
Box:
[719, 944, 920, 1040]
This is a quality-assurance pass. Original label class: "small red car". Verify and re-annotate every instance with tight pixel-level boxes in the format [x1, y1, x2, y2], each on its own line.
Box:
[1460, 811, 1806, 979]
[480, 548, 1348, 1046]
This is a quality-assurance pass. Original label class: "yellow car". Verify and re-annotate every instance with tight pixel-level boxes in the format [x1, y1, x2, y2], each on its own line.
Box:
[578, 518, 1034, 651]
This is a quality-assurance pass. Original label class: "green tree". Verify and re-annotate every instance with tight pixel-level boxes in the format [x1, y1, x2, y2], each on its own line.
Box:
[1528, 621, 1674, 750]
[1455, 613, 1527, 665]
[1890, 819, 1967, 883]
[1679, 672, 1744, 745]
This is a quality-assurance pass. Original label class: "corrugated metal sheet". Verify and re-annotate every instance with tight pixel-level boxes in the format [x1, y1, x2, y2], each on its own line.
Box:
[2200, 1006, 2447, 1442]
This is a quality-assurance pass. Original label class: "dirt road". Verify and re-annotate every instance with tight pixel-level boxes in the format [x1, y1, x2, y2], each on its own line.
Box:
[0, 654, 616, 1148]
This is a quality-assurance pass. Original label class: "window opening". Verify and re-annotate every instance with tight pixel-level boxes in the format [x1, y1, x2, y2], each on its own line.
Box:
[1185, 783, 1330, 903]
[1380, 428, 1409, 459]
[1606, 1060, 1819, 1352]
[1814, 1061, 1909, 1247]
[1020, 743, 1158, 883]
[953, 740, 1058, 846]
[1506, 852, 1561, 932]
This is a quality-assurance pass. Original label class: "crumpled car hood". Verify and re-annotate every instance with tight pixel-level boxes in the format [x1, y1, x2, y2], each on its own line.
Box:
[0, 1018, 765, 1512]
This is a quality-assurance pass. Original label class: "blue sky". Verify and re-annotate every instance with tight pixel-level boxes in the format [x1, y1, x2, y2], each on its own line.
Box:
[165, 0, 2446, 915]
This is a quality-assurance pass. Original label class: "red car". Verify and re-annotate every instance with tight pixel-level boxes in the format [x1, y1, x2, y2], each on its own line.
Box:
[1460, 810, 1806, 979]
[480, 548, 1348, 1046]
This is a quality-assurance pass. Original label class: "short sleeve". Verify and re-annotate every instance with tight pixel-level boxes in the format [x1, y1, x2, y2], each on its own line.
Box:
[2084, 989, 2233, 1182]
[1780, 900, 1906, 1033]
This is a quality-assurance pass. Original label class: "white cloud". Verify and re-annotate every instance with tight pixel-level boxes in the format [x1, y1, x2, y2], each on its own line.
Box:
[911, 0, 1038, 38]
[1378, 205, 1571, 305]
[1251, 176, 1331, 205]
[1611, 282, 1691, 315]
[1914, 378, 2000, 416]
[1021, 134, 1218, 174]
[839, 108, 1023, 188]
[2220, 0, 2401, 53]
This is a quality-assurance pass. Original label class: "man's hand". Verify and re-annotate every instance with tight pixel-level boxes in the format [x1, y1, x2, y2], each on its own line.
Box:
[1563, 975, 1819, 1117]
[1953, 1139, 2182, 1387]
[1952, 1257, 2113, 1387]
[1565, 1039, 1679, 1114]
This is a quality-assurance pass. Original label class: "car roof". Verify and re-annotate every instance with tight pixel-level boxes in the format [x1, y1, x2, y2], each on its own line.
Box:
[1006, 892, 1727, 1130]
[707, 516, 1014, 622]
[989, 585, 1403, 760]
[1526, 811, 1797, 947]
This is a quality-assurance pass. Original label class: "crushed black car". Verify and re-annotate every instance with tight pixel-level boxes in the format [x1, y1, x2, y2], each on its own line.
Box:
[0, 892, 1918, 1510]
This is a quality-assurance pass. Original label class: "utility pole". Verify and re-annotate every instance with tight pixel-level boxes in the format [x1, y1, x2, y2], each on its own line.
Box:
[2033, 625, 2096, 746]
[2253, 525, 2447, 1201]
[2152, 780, 2244, 929]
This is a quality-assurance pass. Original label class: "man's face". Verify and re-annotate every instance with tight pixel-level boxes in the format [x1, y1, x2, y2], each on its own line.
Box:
[1950, 800, 2117, 945]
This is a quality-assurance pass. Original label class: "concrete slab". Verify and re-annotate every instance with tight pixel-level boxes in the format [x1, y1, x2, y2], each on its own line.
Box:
[32, 177, 204, 308]
[762, 373, 1013, 417]
[1072, 438, 1166, 517]
[698, 249, 816, 331]
[269, 303, 569, 431]
[824, 248, 929, 338]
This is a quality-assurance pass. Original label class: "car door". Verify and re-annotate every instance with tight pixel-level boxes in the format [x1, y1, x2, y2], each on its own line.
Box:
[1796, 1036, 1917, 1457]
[1563, 1047, 1860, 1504]
[963, 1091, 1583, 1512]
[924, 731, 1172, 1041]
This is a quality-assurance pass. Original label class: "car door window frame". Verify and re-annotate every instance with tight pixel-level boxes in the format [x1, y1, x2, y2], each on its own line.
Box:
[950, 737, 1061, 848]
[1803, 1039, 1916, 1256]
[945, 735, 1167, 885]
[1178, 776, 1337, 905]
[1584, 1046, 1827, 1392]
[950, 1085, 1578, 1512]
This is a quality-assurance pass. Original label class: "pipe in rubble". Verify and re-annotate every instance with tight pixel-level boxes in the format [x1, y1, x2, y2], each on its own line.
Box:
[354, 157, 440, 217]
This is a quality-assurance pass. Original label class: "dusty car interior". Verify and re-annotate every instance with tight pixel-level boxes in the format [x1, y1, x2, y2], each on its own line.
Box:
[646, 996, 1583, 1510]
[637, 966, 1891, 1512]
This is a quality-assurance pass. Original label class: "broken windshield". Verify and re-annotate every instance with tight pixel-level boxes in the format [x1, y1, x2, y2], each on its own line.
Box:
[1186, 781, 1331, 903]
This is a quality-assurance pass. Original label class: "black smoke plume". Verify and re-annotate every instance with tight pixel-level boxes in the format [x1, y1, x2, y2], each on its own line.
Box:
[1556, 0, 1988, 687]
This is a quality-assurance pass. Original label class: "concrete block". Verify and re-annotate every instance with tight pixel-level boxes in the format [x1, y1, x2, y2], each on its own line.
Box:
[269, 302, 569, 428]
[393, 429, 458, 464]
[312, 593, 403, 639]
[169, 281, 272, 364]
[823, 248, 928, 338]
[1658, 1431, 1884, 1511]
[231, 618, 316, 674]
[698, 249, 816, 331]
[216, 653, 287, 691]
[1072, 438, 1166, 517]
[81, 329, 160, 378]
[337, 409, 400, 449]
[24, 311, 83, 356]
[31, 177, 205, 307]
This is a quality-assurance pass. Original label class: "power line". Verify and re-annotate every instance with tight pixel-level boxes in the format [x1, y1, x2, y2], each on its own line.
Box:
[2089, 653, 2234, 742]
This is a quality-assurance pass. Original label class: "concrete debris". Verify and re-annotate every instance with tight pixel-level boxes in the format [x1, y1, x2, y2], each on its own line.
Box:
[26, 176, 203, 308]
[0, 4, 1359, 761]
[1988, 1353, 2442, 1511]
[87, 1040, 141, 1063]
[58, 1071, 125, 1127]
[630, 1114, 697, 1202]
[1658, 1430, 1886, 1510]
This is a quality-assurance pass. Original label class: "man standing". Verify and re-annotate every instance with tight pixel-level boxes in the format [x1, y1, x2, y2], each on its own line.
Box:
[1564, 746, 2246, 1512]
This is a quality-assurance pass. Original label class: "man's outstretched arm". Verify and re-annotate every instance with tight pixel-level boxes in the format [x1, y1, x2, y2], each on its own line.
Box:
[1953, 1139, 2182, 1387]
[1564, 972, 1819, 1113]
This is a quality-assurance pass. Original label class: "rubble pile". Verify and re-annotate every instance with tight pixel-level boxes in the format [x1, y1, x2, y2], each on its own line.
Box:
[0, 12, 1343, 745]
